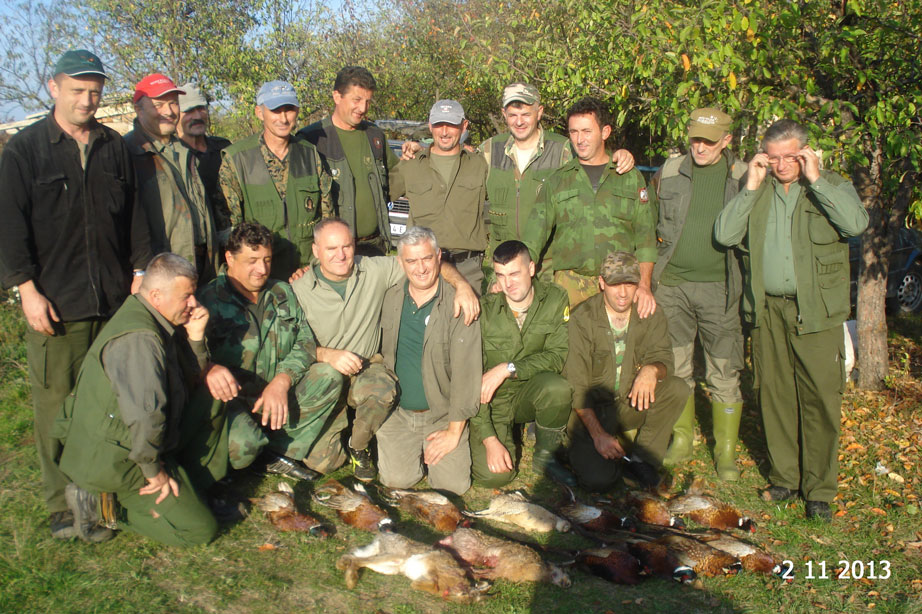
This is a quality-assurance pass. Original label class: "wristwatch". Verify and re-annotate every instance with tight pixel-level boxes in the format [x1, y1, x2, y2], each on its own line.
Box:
[506, 362, 517, 378]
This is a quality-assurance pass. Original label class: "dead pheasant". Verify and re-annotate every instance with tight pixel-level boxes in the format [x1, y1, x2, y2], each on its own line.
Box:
[624, 491, 685, 528]
[336, 532, 487, 603]
[667, 493, 755, 532]
[651, 534, 742, 577]
[440, 527, 571, 588]
[251, 482, 330, 537]
[702, 534, 781, 576]
[384, 488, 463, 533]
[626, 539, 697, 584]
[559, 486, 635, 534]
[575, 547, 645, 585]
[312, 479, 393, 532]
[463, 491, 570, 533]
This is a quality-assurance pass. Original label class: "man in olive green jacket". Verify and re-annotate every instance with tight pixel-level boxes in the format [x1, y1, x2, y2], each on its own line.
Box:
[377, 227, 482, 495]
[472, 240, 574, 488]
[55, 254, 221, 546]
[714, 119, 868, 520]
[564, 252, 689, 490]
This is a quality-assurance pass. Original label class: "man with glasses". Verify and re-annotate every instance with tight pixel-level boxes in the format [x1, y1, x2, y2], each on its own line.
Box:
[714, 119, 868, 521]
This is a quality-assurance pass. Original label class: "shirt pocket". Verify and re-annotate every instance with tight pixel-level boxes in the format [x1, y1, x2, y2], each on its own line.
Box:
[31, 173, 68, 222]
[806, 209, 842, 245]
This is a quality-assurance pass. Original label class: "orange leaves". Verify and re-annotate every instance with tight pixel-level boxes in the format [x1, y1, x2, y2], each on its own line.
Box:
[681, 53, 690, 71]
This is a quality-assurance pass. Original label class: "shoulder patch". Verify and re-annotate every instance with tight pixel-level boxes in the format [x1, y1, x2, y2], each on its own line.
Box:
[639, 187, 649, 203]
[563, 305, 570, 322]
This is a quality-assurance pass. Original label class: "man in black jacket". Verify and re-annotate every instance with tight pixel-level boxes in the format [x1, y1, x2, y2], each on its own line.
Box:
[0, 49, 151, 539]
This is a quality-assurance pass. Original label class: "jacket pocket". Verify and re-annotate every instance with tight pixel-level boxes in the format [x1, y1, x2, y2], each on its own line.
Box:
[815, 251, 849, 319]
[807, 209, 842, 245]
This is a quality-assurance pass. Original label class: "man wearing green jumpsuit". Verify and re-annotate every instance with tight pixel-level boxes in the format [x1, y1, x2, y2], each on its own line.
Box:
[522, 97, 657, 311]
[714, 120, 868, 520]
[219, 81, 332, 280]
[471, 240, 574, 487]
[55, 253, 220, 546]
[565, 252, 689, 490]
[198, 223, 343, 477]
[651, 108, 748, 481]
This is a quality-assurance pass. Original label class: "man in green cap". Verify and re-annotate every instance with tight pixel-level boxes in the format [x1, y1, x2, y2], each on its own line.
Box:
[650, 108, 748, 481]
[715, 119, 868, 520]
[220, 80, 332, 280]
[299, 66, 401, 256]
[177, 84, 232, 233]
[125, 73, 220, 282]
[522, 97, 657, 310]
[0, 49, 151, 539]
[471, 240, 575, 488]
[564, 251, 689, 490]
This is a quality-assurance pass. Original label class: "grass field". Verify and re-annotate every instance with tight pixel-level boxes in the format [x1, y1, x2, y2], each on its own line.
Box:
[0, 296, 920, 614]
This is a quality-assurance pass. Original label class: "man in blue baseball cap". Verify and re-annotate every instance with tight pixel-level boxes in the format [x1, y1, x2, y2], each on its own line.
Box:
[219, 80, 332, 280]
[0, 49, 152, 541]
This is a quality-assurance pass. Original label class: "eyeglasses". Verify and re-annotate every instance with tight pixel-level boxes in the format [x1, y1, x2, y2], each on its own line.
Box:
[767, 154, 800, 165]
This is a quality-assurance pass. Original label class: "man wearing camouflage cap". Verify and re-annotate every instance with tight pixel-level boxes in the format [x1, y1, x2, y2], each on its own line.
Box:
[125, 73, 219, 282]
[650, 108, 748, 481]
[564, 251, 689, 490]
[176, 84, 232, 232]
[391, 99, 488, 290]
[0, 49, 151, 539]
[523, 97, 657, 310]
[219, 80, 332, 280]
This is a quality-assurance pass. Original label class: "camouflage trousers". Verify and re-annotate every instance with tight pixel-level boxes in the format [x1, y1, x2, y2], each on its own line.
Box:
[301, 360, 399, 470]
[227, 363, 342, 469]
[654, 281, 743, 403]
[553, 269, 599, 308]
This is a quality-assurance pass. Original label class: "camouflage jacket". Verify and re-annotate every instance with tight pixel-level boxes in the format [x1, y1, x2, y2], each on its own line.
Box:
[522, 155, 658, 277]
[198, 274, 318, 395]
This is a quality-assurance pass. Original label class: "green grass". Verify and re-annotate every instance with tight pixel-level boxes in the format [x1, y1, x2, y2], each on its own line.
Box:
[0, 296, 920, 614]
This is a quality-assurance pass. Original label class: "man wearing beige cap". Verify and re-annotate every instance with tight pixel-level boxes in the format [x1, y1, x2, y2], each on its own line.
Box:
[650, 108, 748, 482]
[564, 251, 689, 490]
[125, 74, 219, 282]
[177, 84, 231, 232]
[391, 99, 488, 290]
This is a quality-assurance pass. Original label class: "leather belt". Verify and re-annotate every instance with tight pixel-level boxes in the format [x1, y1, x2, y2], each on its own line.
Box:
[443, 249, 484, 263]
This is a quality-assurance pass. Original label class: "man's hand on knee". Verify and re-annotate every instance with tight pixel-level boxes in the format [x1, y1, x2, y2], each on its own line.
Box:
[483, 436, 514, 473]
[318, 347, 364, 376]
[253, 373, 291, 430]
[204, 363, 241, 402]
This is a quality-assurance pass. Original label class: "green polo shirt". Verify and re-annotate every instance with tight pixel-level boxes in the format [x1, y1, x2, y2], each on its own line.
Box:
[313, 264, 348, 299]
[395, 280, 440, 411]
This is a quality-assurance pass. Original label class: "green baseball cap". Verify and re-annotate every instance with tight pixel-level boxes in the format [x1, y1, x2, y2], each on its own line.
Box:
[688, 107, 732, 141]
[502, 83, 540, 107]
[53, 50, 107, 79]
[600, 251, 640, 285]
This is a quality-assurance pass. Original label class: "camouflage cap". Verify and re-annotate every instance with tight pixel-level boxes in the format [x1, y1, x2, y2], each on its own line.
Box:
[502, 83, 540, 107]
[600, 251, 640, 285]
[688, 107, 733, 141]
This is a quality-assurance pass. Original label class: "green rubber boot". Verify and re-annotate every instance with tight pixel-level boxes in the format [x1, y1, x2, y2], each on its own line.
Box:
[533, 424, 577, 487]
[712, 401, 743, 482]
[663, 395, 695, 466]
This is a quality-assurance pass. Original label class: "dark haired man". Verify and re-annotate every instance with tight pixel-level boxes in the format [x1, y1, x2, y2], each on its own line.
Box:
[220, 81, 331, 280]
[198, 222, 343, 479]
[715, 119, 868, 520]
[0, 49, 151, 539]
[471, 240, 574, 487]
[565, 252, 689, 490]
[522, 96, 657, 309]
[56, 253, 218, 546]
[299, 66, 401, 255]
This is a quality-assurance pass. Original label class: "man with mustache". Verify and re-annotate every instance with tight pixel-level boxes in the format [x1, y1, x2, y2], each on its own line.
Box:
[522, 97, 657, 310]
[0, 49, 151, 541]
[125, 74, 219, 282]
[220, 81, 332, 280]
[176, 84, 232, 234]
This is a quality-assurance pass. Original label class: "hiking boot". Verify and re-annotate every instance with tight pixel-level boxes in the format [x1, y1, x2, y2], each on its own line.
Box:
[349, 446, 376, 482]
[261, 451, 320, 481]
[65, 484, 115, 543]
[805, 501, 832, 521]
[761, 485, 796, 502]
[49, 510, 77, 540]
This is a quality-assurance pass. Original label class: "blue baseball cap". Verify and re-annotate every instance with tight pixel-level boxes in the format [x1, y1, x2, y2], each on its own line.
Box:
[429, 99, 465, 125]
[256, 81, 299, 110]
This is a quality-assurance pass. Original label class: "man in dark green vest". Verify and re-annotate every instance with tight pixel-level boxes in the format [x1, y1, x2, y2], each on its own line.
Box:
[299, 66, 401, 256]
[54, 253, 221, 546]
[219, 81, 332, 280]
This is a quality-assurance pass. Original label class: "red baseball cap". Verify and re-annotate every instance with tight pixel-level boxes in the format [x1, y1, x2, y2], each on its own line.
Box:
[133, 73, 185, 103]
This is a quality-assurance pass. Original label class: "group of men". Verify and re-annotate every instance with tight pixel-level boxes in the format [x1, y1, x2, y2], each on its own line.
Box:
[0, 47, 868, 547]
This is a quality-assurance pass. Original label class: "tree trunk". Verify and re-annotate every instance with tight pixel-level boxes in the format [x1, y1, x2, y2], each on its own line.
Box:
[853, 147, 889, 390]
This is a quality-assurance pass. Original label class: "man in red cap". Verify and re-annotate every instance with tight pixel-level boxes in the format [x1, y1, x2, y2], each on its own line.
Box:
[125, 73, 220, 282]
[0, 49, 151, 540]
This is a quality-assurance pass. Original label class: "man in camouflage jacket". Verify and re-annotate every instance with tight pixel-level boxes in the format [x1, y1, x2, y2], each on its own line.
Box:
[198, 222, 344, 477]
